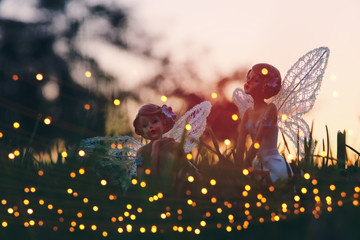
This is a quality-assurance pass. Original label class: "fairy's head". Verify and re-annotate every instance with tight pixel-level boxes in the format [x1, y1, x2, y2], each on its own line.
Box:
[133, 104, 176, 139]
[245, 63, 281, 99]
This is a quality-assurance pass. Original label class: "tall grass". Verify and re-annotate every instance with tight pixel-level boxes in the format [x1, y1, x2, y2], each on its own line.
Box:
[0, 125, 360, 239]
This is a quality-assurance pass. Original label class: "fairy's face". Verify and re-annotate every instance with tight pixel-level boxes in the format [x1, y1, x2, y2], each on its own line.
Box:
[244, 69, 264, 97]
[138, 115, 164, 140]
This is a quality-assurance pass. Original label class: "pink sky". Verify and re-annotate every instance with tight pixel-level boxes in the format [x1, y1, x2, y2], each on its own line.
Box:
[117, 0, 360, 154]
[1, 0, 359, 154]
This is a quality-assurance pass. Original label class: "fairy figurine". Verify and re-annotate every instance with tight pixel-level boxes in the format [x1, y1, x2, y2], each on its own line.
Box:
[235, 63, 291, 182]
[79, 101, 212, 189]
[133, 104, 182, 179]
[233, 47, 330, 182]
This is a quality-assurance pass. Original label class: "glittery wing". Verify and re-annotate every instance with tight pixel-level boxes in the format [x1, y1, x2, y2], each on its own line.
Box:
[278, 117, 311, 152]
[271, 47, 330, 152]
[163, 101, 212, 153]
[232, 87, 253, 118]
[79, 136, 143, 179]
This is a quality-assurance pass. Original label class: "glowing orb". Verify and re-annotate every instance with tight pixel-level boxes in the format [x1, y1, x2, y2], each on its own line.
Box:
[44, 117, 51, 125]
[78, 150, 85, 157]
[261, 68, 268, 75]
[36, 73, 43, 81]
[85, 71, 92, 78]
[113, 99, 121, 106]
[13, 122, 20, 129]
[161, 95, 167, 102]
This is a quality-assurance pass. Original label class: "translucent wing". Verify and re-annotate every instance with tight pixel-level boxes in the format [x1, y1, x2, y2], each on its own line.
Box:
[278, 117, 310, 151]
[232, 87, 253, 118]
[271, 47, 329, 117]
[271, 47, 330, 152]
[163, 101, 212, 153]
[79, 136, 143, 179]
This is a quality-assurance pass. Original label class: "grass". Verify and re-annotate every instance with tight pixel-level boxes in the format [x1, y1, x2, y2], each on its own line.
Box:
[0, 126, 360, 240]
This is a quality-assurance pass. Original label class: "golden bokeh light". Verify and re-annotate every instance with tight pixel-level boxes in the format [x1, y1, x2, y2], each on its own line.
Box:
[44, 117, 51, 125]
[185, 124, 192, 131]
[12, 75, 19, 81]
[78, 150, 85, 157]
[36, 73, 43, 81]
[85, 71, 92, 78]
[211, 92, 218, 99]
[100, 179, 107, 186]
[13, 122, 20, 129]
[8, 153, 15, 160]
[224, 139, 231, 146]
[61, 151, 68, 158]
[232, 114, 239, 121]
[84, 104, 91, 110]
[261, 68, 269, 75]
[188, 176, 194, 182]
[113, 99, 121, 106]
[14, 150, 20, 156]
[160, 95, 168, 102]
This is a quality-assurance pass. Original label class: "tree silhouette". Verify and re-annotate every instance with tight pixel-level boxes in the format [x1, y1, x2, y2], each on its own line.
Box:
[0, 0, 134, 151]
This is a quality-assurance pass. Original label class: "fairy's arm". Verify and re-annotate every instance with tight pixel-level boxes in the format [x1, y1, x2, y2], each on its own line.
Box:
[244, 103, 278, 164]
[235, 109, 250, 167]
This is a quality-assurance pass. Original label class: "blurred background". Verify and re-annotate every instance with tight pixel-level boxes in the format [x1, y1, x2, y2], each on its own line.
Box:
[0, 0, 359, 157]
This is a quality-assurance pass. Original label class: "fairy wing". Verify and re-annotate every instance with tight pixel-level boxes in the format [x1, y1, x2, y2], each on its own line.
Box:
[232, 87, 254, 118]
[271, 47, 330, 151]
[163, 101, 212, 153]
[79, 136, 143, 178]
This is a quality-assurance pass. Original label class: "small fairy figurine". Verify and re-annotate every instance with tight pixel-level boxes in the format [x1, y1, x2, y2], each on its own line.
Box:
[233, 47, 330, 182]
[79, 101, 211, 190]
[235, 63, 292, 182]
[133, 104, 184, 178]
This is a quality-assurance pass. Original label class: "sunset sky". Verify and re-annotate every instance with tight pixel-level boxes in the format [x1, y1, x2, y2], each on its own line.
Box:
[118, 0, 360, 152]
[1, 0, 359, 153]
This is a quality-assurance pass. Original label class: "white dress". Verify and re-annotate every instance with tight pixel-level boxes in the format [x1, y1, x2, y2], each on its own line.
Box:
[245, 119, 293, 182]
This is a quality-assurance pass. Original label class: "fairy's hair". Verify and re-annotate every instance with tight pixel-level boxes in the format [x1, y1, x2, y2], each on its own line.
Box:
[133, 104, 176, 137]
[249, 63, 282, 99]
